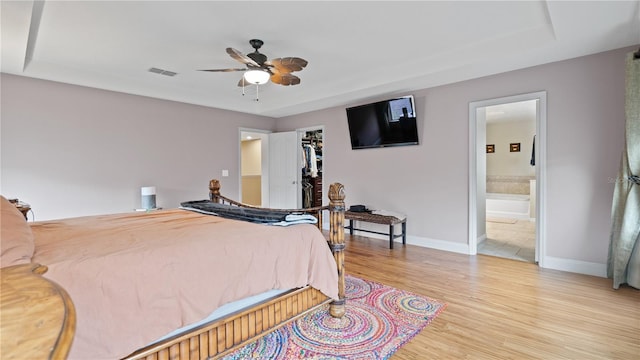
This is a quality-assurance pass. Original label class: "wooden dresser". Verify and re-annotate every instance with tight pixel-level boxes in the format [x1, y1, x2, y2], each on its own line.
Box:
[312, 176, 323, 207]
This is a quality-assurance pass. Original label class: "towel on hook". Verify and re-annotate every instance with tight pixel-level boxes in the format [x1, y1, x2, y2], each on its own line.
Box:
[530, 135, 536, 166]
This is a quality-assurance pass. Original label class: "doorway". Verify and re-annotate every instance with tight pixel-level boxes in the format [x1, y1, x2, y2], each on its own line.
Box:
[468, 92, 547, 267]
[480, 100, 537, 262]
[300, 128, 323, 209]
[239, 126, 324, 210]
[239, 129, 270, 206]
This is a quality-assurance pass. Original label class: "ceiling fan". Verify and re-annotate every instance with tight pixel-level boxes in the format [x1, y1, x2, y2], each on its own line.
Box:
[199, 39, 308, 96]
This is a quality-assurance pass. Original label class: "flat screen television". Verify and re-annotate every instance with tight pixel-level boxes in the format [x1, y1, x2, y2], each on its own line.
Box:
[346, 95, 419, 150]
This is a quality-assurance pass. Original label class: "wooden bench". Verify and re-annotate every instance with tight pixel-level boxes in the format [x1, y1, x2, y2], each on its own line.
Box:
[344, 211, 406, 249]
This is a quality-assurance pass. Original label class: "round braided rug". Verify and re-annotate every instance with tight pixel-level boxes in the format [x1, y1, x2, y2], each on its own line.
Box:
[222, 275, 446, 360]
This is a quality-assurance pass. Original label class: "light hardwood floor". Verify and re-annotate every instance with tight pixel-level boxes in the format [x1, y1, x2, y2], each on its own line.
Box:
[339, 234, 640, 359]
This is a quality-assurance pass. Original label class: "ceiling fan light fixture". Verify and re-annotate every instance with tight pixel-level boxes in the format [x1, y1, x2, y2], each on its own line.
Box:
[244, 70, 270, 85]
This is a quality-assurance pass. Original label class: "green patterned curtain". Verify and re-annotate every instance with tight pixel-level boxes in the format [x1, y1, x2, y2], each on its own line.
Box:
[607, 51, 640, 289]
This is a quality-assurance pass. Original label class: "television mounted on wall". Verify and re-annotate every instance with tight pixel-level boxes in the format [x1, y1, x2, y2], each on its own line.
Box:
[346, 95, 419, 150]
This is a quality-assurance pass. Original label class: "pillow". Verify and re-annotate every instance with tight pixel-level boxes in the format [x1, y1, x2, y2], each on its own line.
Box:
[1, 195, 34, 267]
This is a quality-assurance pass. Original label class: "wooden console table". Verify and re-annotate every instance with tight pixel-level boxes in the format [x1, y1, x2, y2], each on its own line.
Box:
[344, 211, 406, 249]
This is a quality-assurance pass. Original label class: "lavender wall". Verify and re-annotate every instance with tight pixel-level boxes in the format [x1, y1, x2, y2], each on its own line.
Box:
[1, 74, 276, 220]
[1, 46, 631, 272]
[276, 47, 631, 269]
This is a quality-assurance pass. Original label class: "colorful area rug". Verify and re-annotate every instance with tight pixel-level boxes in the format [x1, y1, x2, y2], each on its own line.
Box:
[221, 275, 446, 359]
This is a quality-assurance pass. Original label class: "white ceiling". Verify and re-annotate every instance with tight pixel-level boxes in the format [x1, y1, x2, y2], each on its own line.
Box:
[486, 100, 537, 124]
[2, 1, 639, 118]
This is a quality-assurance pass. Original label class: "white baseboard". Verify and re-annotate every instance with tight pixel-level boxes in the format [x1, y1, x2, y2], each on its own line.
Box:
[408, 235, 470, 254]
[542, 256, 607, 278]
[346, 229, 469, 254]
[486, 211, 529, 220]
[342, 227, 607, 278]
[478, 234, 487, 244]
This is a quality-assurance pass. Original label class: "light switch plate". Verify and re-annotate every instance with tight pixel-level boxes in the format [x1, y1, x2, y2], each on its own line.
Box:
[222, 169, 229, 177]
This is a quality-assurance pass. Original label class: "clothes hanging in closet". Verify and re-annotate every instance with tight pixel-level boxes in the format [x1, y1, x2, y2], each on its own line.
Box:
[303, 144, 318, 178]
[301, 179, 313, 208]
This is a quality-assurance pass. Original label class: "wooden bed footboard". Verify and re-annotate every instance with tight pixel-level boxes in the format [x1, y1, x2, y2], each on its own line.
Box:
[1, 263, 76, 360]
[126, 286, 331, 360]
[124, 179, 346, 360]
[208, 179, 346, 318]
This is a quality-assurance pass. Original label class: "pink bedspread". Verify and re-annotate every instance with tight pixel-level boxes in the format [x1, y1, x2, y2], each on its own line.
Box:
[30, 209, 338, 360]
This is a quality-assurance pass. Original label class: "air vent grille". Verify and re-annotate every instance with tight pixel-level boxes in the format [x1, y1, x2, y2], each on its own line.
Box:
[148, 67, 177, 77]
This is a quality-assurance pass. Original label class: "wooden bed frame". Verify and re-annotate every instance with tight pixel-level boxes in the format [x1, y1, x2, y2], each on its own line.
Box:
[1, 179, 346, 360]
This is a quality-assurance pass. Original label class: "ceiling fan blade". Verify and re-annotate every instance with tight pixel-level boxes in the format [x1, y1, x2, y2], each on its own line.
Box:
[226, 47, 260, 67]
[270, 73, 301, 86]
[199, 68, 246, 72]
[237, 77, 249, 87]
[266, 57, 308, 74]
[202, 42, 305, 87]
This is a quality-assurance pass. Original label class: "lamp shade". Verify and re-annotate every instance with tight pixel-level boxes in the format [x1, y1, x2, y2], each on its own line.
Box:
[141, 186, 156, 209]
[244, 70, 270, 85]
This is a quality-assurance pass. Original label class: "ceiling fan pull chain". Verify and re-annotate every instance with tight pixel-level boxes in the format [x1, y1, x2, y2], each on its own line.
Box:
[255, 84, 260, 101]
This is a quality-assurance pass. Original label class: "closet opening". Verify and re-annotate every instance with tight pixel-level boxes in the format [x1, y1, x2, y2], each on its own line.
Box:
[300, 129, 323, 209]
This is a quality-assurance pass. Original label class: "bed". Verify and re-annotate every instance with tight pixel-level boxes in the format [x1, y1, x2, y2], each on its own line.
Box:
[0, 179, 346, 360]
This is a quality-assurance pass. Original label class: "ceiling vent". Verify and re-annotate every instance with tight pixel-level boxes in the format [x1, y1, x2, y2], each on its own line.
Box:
[148, 67, 177, 77]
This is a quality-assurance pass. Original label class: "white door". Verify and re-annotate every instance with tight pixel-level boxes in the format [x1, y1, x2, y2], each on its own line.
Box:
[268, 131, 299, 208]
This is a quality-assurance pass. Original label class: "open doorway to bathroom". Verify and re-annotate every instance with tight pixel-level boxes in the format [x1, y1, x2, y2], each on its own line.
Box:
[468, 91, 547, 266]
[480, 100, 537, 262]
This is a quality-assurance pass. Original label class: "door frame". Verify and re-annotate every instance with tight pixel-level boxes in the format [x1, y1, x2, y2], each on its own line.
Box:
[468, 91, 547, 267]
